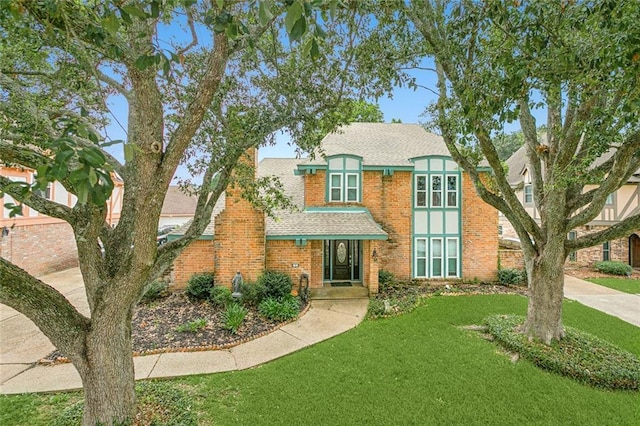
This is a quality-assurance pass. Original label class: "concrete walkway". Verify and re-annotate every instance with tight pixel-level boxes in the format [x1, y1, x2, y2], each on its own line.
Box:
[0, 268, 368, 395]
[564, 275, 640, 327]
[1, 270, 637, 395]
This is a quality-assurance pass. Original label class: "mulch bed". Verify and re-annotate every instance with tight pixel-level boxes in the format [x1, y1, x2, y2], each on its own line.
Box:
[378, 281, 530, 299]
[42, 293, 308, 364]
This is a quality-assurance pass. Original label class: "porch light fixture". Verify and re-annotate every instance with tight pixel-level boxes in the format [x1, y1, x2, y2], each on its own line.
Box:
[372, 248, 378, 262]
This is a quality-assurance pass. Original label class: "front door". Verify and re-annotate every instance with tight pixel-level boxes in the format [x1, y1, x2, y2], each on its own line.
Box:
[333, 240, 351, 280]
[631, 234, 640, 268]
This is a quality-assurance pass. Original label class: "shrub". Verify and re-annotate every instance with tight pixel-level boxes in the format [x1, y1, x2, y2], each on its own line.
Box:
[258, 295, 300, 321]
[240, 281, 266, 306]
[257, 270, 293, 300]
[378, 269, 397, 291]
[210, 286, 233, 308]
[497, 268, 527, 286]
[175, 318, 207, 333]
[186, 272, 214, 301]
[222, 303, 248, 334]
[595, 261, 632, 276]
[140, 280, 169, 303]
[484, 314, 640, 391]
[54, 381, 197, 426]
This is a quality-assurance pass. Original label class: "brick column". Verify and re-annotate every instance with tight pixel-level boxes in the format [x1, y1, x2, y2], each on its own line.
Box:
[214, 148, 266, 287]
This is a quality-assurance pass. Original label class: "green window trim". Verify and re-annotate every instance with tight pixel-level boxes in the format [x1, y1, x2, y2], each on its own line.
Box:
[326, 155, 362, 203]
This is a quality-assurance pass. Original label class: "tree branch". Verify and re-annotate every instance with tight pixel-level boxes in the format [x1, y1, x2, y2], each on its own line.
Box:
[0, 258, 89, 360]
[161, 32, 230, 182]
[567, 214, 640, 251]
[0, 176, 74, 221]
[567, 132, 640, 229]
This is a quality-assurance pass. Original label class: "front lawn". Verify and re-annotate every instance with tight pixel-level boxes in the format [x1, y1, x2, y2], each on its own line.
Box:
[587, 277, 640, 295]
[2, 295, 639, 425]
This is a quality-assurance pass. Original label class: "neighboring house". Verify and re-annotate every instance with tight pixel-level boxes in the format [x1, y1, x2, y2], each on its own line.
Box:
[0, 166, 123, 276]
[170, 123, 498, 295]
[501, 145, 640, 268]
[160, 186, 198, 229]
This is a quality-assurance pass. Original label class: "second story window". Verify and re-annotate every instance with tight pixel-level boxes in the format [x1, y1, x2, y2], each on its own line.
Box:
[327, 156, 361, 203]
[415, 173, 458, 208]
[431, 176, 442, 207]
[329, 174, 342, 202]
[605, 193, 614, 205]
[524, 184, 533, 204]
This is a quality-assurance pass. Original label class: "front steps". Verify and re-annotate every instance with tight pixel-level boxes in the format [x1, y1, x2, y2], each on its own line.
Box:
[309, 284, 369, 300]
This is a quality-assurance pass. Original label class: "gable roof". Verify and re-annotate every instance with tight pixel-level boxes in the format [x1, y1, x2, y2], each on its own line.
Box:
[161, 186, 199, 216]
[506, 145, 640, 186]
[259, 158, 387, 239]
[301, 123, 450, 167]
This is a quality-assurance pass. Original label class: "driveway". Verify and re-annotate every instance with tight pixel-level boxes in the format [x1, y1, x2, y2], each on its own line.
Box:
[564, 275, 640, 327]
[0, 268, 87, 384]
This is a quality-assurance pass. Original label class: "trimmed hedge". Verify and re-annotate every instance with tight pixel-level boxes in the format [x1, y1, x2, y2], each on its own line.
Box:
[595, 261, 632, 276]
[186, 272, 215, 301]
[497, 268, 527, 286]
[378, 269, 397, 291]
[256, 271, 293, 300]
[484, 314, 640, 391]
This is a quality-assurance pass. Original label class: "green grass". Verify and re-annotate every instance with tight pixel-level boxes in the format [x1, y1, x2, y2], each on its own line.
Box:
[2, 295, 639, 425]
[587, 277, 640, 294]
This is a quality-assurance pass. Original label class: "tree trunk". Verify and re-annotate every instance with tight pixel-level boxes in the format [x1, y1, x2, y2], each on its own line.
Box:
[524, 240, 566, 344]
[73, 310, 136, 426]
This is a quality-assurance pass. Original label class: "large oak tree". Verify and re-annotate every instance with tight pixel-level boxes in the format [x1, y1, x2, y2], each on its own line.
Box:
[400, 0, 640, 343]
[0, 1, 395, 424]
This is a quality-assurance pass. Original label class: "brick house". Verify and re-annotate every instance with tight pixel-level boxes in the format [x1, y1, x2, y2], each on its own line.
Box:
[501, 145, 640, 268]
[0, 166, 123, 276]
[170, 123, 499, 295]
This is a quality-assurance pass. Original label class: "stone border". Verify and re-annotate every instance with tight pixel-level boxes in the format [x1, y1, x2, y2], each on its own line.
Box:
[38, 302, 311, 366]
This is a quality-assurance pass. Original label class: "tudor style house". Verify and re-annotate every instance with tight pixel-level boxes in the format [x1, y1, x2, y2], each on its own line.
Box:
[502, 146, 640, 268]
[170, 123, 498, 295]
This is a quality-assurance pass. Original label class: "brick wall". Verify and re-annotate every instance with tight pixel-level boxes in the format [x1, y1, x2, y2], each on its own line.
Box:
[461, 172, 499, 281]
[304, 171, 326, 207]
[500, 218, 635, 267]
[214, 149, 266, 287]
[0, 222, 78, 277]
[365, 171, 413, 281]
[498, 249, 525, 270]
[566, 225, 631, 266]
[170, 239, 215, 290]
[265, 240, 312, 287]
[363, 240, 380, 294]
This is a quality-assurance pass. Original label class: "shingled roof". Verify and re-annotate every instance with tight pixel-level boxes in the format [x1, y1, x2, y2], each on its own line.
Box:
[506, 144, 640, 186]
[302, 123, 450, 167]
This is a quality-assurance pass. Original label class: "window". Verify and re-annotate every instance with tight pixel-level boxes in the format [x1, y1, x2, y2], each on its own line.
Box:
[416, 238, 427, 277]
[605, 193, 614, 205]
[329, 173, 342, 202]
[327, 156, 361, 203]
[446, 175, 457, 207]
[346, 173, 359, 202]
[416, 175, 427, 207]
[568, 231, 577, 262]
[431, 238, 443, 277]
[431, 176, 442, 207]
[447, 238, 458, 277]
[603, 241, 610, 261]
[524, 185, 533, 204]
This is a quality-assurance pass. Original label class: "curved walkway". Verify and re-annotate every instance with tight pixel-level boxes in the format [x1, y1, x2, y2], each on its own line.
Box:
[1, 269, 637, 395]
[0, 268, 368, 395]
